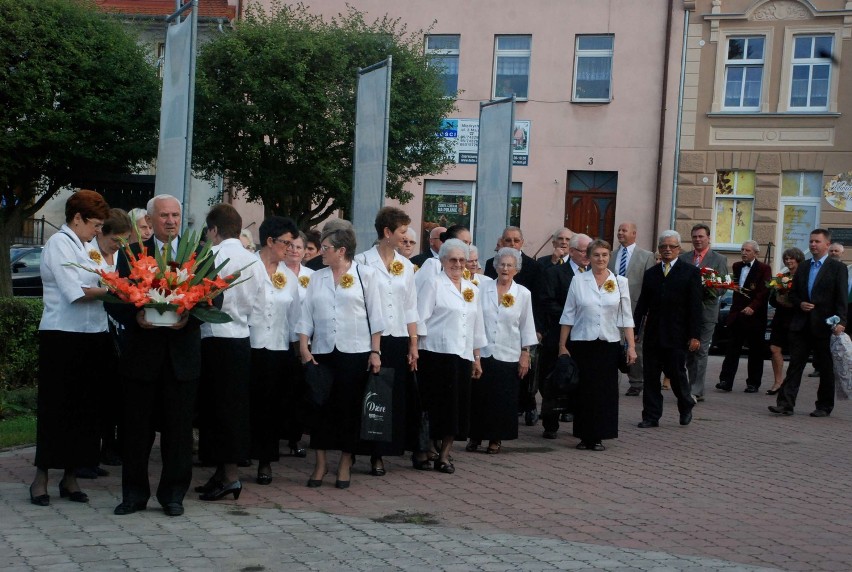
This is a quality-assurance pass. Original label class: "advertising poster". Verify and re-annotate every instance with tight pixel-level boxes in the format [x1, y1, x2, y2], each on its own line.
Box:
[422, 181, 474, 238]
[440, 119, 530, 166]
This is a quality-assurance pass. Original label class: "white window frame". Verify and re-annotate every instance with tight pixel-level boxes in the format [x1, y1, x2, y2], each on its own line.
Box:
[778, 27, 842, 113]
[712, 170, 755, 250]
[721, 36, 766, 111]
[492, 35, 531, 101]
[425, 35, 460, 99]
[775, 171, 822, 267]
[572, 35, 614, 103]
[711, 29, 772, 113]
[787, 34, 833, 111]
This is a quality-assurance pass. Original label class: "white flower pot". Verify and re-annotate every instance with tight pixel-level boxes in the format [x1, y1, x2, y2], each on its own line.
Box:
[144, 307, 180, 326]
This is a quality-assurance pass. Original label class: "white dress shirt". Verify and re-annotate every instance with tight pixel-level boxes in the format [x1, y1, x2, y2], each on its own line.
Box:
[296, 261, 386, 354]
[201, 238, 263, 339]
[153, 236, 179, 257]
[354, 247, 418, 337]
[480, 280, 538, 362]
[416, 272, 487, 361]
[468, 273, 492, 288]
[559, 270, 634, 342]
[249, 257, 301, 351]
[39, 225, 107, 333]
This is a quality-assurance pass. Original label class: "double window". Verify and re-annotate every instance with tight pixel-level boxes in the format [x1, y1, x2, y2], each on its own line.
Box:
[425, 35, 460, 98]
[713, 170, 755, 248]
[723, 36, 765, 110]
[789, 35, 832, 110]
[573, 35, 614, 102]
[493, 35, 531, 100]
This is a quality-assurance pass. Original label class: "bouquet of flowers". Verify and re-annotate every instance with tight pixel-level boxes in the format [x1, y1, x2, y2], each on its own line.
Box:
[700, 267, 748, 300]
[70, 230, 249, 324]
[767, 272, 793, 294]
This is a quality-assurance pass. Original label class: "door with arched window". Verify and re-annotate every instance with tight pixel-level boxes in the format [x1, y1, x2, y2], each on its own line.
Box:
[564, 171, 617, 241]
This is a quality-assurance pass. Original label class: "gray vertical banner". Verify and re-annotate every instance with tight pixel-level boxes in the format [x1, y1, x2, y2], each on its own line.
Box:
[352, 57, 392, 254]
[473, 97, 514, 253]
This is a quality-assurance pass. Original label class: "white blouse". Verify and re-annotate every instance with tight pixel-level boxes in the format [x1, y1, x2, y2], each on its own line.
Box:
[86, 238, 118, 273]
[249, 257, 301, 351]
[480, 280, 538, 362]
[201, 238, 263, 340]
[414, 257, 442, 291]
[293, 264, 314, 303]
[354, 247, 418, 338]
[559, 270, 634, 342]
[296, 261, 386, 354]
[39, 225, 106, 333]
[416, 272, 487, 361]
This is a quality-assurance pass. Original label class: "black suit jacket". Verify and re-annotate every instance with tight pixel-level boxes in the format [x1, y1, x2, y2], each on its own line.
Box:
[537, 254, 563, 271]
[113, 237, 201, 382]
[789, 257, 848, 338]
[634, 261, 702, 350]
[536, 262, 576, 347]
[727, 260, 771, 330]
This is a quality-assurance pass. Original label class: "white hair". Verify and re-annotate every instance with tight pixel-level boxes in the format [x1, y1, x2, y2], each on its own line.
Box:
[128, 208, 147, 222]
[658, 230, 681, 247]
[405, 227, 417, 242]
[146, 194, 181, 215]
[439, 238, 470, 261]
[742, 240, 760, 253]
[496, 247, 522, 270]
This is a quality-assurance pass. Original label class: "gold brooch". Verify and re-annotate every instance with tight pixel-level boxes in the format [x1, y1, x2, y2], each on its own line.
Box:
[340, 274, 354, 289]
[501, 293, 515, 308]
[462, 288, 474, 302]
[603, 279, 616, 293]
[271, 271, 287, 289]
[88, 249, 102, 264]
[389, 260, 404, 276]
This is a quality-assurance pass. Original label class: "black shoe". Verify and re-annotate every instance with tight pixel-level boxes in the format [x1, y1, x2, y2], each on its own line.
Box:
[194, 477, 222, 494]
[434, 460, 455, 474]
[74, 467, 100, 479]
[809, 410, 830, 418]
[637, 420, 659, 428]
[625, 387, 642, 396]
[524, 410, 538, 426]
[411, 456, 432, 471]
[808, 370, 820, 378]
[679, 412, 693, 426]
[287, 441, 307, 458]
[58, 480, 89, 503]
[307, 469, 328, 487]
[335, 479, 351, 489]
[744, 386, 759, 393]
[162, 502, 184, 517]
[542, 430, 558, 439]
[256, 473, 272, 486]
[114, 500, 147, 515]
[715, 382, 732, 392]
[199, 480, 242, 501]
[29, 484, 50, 507]
[559, 413, 571, 422]
[369, 456, 386, 477]
[768, 405, 793, 416]
[765, 387, 782, 395]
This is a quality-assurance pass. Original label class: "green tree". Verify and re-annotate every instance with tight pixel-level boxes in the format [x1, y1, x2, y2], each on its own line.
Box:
[193, 3, 455, 228]
[0, 0, 159, 297]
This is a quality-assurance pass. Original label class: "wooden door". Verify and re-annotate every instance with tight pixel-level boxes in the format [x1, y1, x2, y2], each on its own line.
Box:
[564, 171, 617, 241]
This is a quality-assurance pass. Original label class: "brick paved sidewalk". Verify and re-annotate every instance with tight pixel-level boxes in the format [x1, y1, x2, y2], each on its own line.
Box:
[1, 356, 849, 571]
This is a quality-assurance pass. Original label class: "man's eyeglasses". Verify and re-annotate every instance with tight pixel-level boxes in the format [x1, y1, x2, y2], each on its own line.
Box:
[658, 244, 679, 250]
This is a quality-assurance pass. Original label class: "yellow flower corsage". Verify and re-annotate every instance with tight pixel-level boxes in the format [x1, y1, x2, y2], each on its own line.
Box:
[462, 268, 471, 280]
[501, 293, 515, 308]
[472, 278, 479, 286]
[462, 288, 474, 302]
[413, 264, 420, 272]
[88, 249, 102, 264]
[271, 271, 287, 289]
[389, 260, 404, 276]
[299, 275, 310, 288]
[603, 279, 616, 293]
[340, 274, 354, 289]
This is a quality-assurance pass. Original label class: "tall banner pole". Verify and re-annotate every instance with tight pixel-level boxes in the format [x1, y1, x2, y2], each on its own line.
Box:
[473, 96, 515, 254]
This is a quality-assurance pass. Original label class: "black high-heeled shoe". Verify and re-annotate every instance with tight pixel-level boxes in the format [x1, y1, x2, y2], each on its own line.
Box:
[58, 479, 89, 503]
[194, 477, 222, 494]
[199, 480, 242, 501]
[766, 387, 782, 395]
[29, 484, 50, 506]
[306, 469, 328, 488]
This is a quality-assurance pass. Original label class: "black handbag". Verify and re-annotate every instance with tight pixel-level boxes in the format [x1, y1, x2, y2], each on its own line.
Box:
[360, 367, 394, 442]
[303, 361, 333, 407]
[544, 354, 579, 399]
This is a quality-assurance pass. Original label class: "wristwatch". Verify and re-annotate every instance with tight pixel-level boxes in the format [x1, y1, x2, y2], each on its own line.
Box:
[370, 350, 382, 356]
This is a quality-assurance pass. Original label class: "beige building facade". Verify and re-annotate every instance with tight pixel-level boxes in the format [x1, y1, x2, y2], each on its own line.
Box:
[675, 0, 852, 267]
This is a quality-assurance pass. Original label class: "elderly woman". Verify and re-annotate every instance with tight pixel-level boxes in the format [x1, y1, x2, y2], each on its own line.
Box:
[127, 207, 153, 244]
[398, 227, 418, 259]
[285, 232, 315, 304]
[415, 225, 472, 290]
[29, 190, 111, 506]
[297, 227, 385, 489]
[467, 248, 537, 454]
[416, 238, 487, 473]
[247, 216, 303, 485]
[766, 247, 806, 395]
[354, 207, 418, 476]
[558, 239, 636, 451]
[464, 245, 492, 287]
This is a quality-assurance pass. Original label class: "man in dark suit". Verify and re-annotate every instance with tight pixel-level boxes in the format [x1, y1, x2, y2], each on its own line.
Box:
[537, 227, 573, 270]
[410, 225, 445, 269]
[634, 230, 702, 428]
[484, 226, 542, 289]
[716, 240, 771, 393]
[537, 233, 591, 438]
[679, 223, 728, 402]
[770, 229, 848, 417]
[113, 194, 201, 517]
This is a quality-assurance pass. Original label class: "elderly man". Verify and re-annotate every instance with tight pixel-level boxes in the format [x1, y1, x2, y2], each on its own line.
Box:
[678, 223, 728, 402]
[716, 240, 771, 393]
[410, 226, 446, 268]
[538, 228, 573, 270]
[608, 222, 655, 396]
[634, 230, 702, 428]
[113, 194, 200, 517]
[829, 242, 844, 260]
[484, 226, 541, 289]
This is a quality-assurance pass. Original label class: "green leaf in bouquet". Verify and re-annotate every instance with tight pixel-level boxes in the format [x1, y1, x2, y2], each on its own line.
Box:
[190, 305, 234, 324]
[97, 292, 130, 305]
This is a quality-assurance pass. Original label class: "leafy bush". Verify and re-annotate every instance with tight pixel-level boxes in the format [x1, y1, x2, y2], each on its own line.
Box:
[0, 298, 42, 389]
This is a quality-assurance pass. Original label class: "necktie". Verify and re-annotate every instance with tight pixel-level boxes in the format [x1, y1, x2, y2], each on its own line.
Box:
[663, 262, 670, 277]
[557, 258, 563, 265]
[693, 253, 702, 267]
[618, 248, 628, 277]
[578, 266, 586, 273]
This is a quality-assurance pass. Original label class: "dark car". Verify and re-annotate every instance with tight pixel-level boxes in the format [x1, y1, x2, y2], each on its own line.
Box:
[11, 246, 43, 297]
[709, 290, 775, 358]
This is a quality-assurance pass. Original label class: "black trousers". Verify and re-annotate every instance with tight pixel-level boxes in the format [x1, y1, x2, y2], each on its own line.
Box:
[777, 330, 835, 414]
[719, 322, 765, 389]
[121, 369, 197, 506]
[642, 344, 693, 422]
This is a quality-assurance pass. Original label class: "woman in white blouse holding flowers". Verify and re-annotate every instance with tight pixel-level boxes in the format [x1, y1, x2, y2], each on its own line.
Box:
[416, 238, 487, 474]
[354, 207, 418, 477]
[297, 227, 385, 489]
[558, 239, 637, 452]
[467, 248, 537, 455]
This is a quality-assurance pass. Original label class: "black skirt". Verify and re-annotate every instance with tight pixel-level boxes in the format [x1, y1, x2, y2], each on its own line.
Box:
[198, 337, 251, 464]
[417, 350, 472, 440]
[571, 340, 620, 443]
[769, 306, 793, 350]
[309, 349, 369, 453]
[34, 331, 105, 470]
[470, 356, 519, 441]
[249, 348, 291, 463]
[358, 336, 409, 457]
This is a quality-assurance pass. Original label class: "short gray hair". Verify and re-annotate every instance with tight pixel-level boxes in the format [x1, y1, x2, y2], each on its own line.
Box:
[658, 230, 681, 247]
[502, 226, 523, 239]
[742, 240, 760, 253]
[439, 238, 470, 261]
[322, 218, 353, 233]
[147, 194, 181, 215]
[405, 227, 417, 242]
[128, 208, 147, 222]
[551, 227, 573, 241]
[569, 233, 591, 250]
[496, 247, 522, 270]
